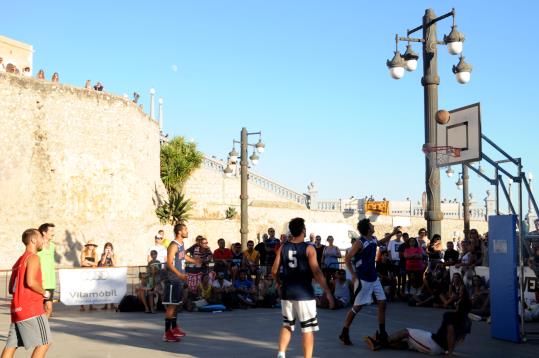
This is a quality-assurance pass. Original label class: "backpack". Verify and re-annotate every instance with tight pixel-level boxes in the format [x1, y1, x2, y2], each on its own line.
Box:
[117, 295, 145, 312]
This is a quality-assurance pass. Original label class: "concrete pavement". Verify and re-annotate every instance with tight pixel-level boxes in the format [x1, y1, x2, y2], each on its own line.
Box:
[0, 300, 537, 357]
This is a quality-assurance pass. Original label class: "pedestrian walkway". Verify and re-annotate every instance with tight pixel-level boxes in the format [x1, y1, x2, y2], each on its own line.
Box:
[0, 301, 537, 357]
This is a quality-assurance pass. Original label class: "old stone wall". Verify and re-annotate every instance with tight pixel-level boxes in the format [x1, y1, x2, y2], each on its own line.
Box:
[180, 166, 488, 250]
[0, 73, 165, 268]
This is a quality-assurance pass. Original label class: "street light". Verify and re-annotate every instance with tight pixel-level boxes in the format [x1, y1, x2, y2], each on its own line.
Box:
[456, 174, 464, 190]
[387, 8, 472, 239]
[446, 166, 454, 178]
[149, 88, 156, 119]
[223, 128, 265, 249]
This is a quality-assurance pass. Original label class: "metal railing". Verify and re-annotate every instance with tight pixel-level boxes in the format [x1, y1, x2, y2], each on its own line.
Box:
[203, 156, 308, 206]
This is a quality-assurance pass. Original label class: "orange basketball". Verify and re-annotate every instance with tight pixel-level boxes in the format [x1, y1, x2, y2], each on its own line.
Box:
[436, 110, 451, 125]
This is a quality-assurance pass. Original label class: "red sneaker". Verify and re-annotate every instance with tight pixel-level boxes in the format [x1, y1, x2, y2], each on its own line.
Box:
[171, 326, 186, 337]
[163, 330, 180, 342]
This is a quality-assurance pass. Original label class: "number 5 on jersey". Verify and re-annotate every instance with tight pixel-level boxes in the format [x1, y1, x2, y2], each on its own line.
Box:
[288, 251, 297, 268]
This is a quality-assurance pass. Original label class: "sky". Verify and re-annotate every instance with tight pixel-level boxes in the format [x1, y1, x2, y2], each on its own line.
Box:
[4, 0, 538, 208]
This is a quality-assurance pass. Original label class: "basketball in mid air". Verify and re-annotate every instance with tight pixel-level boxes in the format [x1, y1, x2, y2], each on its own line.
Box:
[436, 109, 451, 125]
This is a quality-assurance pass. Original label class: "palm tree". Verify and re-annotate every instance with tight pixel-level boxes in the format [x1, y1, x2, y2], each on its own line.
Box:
[156, 192, 193, 225]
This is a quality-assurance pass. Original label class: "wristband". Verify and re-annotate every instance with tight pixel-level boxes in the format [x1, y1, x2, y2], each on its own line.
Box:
[43, 291, 50, 299]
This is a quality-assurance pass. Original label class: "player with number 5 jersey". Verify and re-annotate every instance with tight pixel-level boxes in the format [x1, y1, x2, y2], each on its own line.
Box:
[272, 217, 334, 358]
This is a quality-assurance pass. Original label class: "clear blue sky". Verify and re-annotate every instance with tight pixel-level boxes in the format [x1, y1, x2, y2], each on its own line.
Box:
[5, 0, 538, 206]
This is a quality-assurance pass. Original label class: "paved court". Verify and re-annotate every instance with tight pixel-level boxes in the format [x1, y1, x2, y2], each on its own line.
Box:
[0, 300, 537, 357]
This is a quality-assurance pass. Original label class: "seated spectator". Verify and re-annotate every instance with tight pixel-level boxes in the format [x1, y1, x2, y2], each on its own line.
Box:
[213, 238, 233, 277]
[234, 270, 256, 307]
[410, 263, 447, 307]
[197, 273, 214, 304]
[51, 72, 59, 82]
[99, 242, 117, 311]
[257, 272, 278, 307]
[136, 272, 155, 313]
[439, 272, 465, 309]
[147, 250, 161, 269]
[443, 241, 459, 267]
[468, 275, 490, 320]
[212, 271, 235, 309]
[230, 242, 244, 281]
[37, 69, 45, 80]
[332, 269, 353, 308]
[94, 81, 104, 91]
[22, 67, 31, 77]
[243, 240, 260, 277]
[376, 251, 396, 300]
[427, 234, 444, 272]
[148, 263, 163, 308]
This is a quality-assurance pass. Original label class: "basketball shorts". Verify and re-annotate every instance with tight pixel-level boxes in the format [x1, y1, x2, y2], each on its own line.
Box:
[353, 279, 386, 306]
[162, 281, 183, 305]
[281, 299, 319, 333]
[406, 328, 444, 355]
[6, 314, 52, 350]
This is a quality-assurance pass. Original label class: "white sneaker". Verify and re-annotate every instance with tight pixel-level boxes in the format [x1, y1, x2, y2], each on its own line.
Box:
[468, 313, 482, 321]
[277, 352, 286, 358]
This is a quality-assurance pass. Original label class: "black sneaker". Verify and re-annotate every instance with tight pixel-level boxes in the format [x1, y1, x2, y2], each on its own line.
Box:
[339, 331, 353, 346]
[364, 336, 381, 351]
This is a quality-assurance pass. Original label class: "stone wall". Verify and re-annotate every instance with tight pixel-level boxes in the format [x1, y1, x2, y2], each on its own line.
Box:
[0, 73, 165, 268]
[181, 165, 488, 250]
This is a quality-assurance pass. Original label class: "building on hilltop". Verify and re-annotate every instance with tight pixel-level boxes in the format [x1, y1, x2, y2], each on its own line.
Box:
[0, 35, 33, 74]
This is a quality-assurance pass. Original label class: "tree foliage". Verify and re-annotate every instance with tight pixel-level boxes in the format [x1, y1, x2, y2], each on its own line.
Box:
[160, 137, 203, 194]
[156, 191, 193, 225]
[156, 136, 203, 224]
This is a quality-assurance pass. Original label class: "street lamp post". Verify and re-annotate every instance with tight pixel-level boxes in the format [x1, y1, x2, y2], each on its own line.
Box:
[149, 88, 156, 120]
[387, 8, 472, 238]
[224, 128, 265, 250]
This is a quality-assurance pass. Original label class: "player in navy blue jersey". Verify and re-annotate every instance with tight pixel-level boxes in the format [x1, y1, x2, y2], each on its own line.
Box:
[339, 219, 397, 346]
[272, 217, 334, 358]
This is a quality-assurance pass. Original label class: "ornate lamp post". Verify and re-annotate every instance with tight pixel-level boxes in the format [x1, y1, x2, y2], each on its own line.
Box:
[387, 8, 472, 238]
[224, 128, 265, 249]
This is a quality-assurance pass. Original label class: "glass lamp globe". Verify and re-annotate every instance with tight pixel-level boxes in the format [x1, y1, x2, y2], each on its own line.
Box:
[447, 41, 463, 55]
[389, 66, 405, 80]
[405, 59, 417, 72]
[455, 71, 471, 84]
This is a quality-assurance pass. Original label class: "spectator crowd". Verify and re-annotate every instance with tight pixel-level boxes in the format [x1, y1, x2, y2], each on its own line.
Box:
[128, 223, 507, 324]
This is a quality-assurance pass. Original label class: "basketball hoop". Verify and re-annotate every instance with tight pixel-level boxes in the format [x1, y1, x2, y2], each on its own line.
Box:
[422, 144, 461, 167]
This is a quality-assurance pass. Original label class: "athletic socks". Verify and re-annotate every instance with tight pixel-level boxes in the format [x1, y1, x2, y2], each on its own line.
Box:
[379, 323, 386, 336]
[171, 319, 177, 329]
[277, 352, 286, 358]
[165, 318, 172, 332]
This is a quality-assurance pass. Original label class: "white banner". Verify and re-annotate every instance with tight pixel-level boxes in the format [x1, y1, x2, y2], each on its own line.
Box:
[59, 267, 127, 305]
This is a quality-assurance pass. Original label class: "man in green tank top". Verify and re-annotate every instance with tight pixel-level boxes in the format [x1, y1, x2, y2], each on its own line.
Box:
[38, 223, 56, 318]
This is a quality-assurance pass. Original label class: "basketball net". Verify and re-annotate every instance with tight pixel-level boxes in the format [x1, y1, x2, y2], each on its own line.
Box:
[422, 144, 461, 167]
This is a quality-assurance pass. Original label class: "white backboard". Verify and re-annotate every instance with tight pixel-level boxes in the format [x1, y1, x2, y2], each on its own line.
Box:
[435, 103, 482, 167]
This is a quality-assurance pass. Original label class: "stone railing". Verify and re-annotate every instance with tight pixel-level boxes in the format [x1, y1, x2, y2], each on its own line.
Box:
[202, 156, 488, 221]
[202, 156, 308, 206]
[315, 200, 342, 212]
[389, 200, 487, 221]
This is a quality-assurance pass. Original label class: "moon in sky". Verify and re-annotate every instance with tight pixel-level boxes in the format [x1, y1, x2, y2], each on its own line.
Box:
[171, 64, 178, 72]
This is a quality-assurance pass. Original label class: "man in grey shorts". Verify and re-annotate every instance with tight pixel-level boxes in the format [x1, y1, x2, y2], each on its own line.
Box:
[2, 228, 52, 358]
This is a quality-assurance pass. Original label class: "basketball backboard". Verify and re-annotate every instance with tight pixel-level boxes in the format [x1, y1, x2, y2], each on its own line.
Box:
[435, 102, 482, 167]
